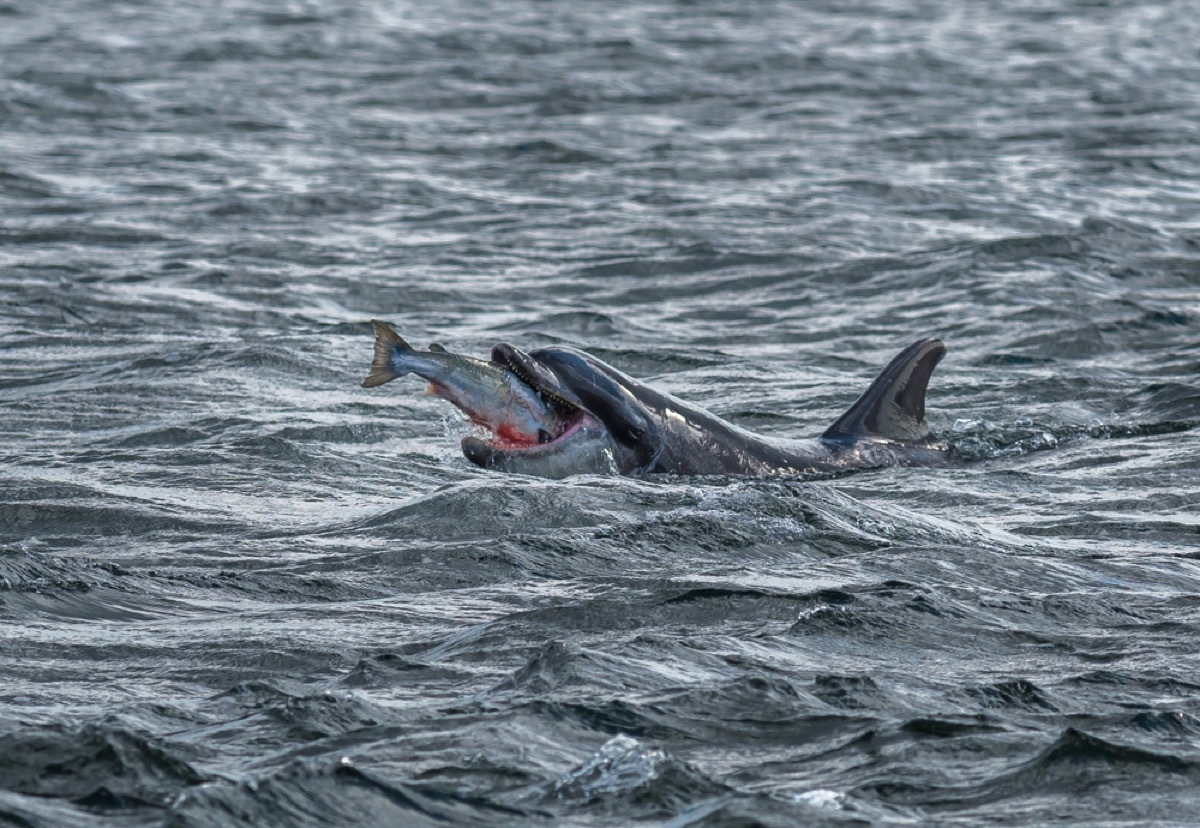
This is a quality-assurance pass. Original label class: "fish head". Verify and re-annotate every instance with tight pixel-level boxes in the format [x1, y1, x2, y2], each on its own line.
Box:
[460, 344, 663, 478]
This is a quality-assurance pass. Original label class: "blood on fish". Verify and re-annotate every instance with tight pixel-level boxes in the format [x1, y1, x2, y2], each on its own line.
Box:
[494, 423, 538, 445]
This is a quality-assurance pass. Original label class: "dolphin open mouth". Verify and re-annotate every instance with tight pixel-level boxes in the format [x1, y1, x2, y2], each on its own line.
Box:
[361, 321, 646, 476]
[479, 343, 592, 452]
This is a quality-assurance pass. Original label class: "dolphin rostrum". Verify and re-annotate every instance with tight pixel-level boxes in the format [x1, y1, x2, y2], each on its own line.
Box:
[364, 321, 949, 478]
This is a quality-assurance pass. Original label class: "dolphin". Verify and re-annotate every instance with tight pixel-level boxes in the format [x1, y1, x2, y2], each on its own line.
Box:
[364, 322, 950, 479]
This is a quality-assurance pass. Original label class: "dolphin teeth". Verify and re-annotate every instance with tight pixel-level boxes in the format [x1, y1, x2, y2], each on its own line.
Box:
[494, 351, 578, 414]
[543, 393, 576, 413]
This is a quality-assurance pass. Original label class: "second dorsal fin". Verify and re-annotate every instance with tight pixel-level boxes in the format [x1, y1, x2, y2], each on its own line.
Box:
[822, 338, 945, 444]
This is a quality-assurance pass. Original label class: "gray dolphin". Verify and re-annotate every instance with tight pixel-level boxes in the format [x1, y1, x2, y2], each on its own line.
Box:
[365, 323, 949, 478]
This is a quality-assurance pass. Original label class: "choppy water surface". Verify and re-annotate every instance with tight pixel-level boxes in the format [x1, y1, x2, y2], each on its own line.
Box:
[3, 0, 1200, 824]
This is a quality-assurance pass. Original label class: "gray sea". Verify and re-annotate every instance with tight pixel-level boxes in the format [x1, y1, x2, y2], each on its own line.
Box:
[3, 0, 1200, 825]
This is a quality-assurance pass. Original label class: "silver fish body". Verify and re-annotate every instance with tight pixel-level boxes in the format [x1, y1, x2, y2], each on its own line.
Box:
[362, 320, 560, 445]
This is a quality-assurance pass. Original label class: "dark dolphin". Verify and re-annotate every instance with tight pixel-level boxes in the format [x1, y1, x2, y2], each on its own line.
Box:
[459, 337, 949, 478]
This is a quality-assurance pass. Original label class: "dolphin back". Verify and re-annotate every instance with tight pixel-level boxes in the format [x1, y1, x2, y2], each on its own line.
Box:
[821, 338, 945, 444]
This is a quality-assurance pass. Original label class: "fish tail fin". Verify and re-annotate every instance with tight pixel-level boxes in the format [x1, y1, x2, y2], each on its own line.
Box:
[361, 319, 413, 388]
[821, 337, 945, 444]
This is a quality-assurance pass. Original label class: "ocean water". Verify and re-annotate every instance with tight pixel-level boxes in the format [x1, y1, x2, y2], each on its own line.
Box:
[2, 0, 1200, 824]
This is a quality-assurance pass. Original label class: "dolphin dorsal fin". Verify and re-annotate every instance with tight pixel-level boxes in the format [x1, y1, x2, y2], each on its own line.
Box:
[821, 338, 945, 444]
